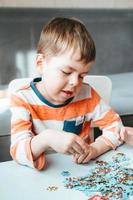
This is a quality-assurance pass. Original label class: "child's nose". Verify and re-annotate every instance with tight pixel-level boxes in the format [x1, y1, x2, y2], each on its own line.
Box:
[69, 74, 79, 86]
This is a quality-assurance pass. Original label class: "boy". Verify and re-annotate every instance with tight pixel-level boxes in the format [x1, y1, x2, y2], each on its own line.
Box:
[118, 126, 133, 147]
[10, 17, 123, 170]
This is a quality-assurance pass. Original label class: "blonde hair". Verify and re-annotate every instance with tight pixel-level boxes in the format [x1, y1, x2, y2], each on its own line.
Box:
[37, 17, 96, 64]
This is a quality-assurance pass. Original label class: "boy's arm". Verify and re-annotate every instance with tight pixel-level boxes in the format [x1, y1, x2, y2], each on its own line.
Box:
[90, 138, 111, 158]
[31, 129, 89, 159]
[10, 93, 46, 170]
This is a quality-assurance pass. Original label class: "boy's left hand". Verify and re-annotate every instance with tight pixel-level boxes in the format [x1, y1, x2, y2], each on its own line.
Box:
[73, 145, 97, 164]
[118, 126, 133, 147]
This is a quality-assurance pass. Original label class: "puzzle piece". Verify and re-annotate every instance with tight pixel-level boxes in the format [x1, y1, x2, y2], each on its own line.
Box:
[46, 185, 58, 191]
[61, 171, 71, 177]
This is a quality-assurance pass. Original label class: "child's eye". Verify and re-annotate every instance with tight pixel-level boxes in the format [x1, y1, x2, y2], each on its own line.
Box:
[62, 70, 71, 75]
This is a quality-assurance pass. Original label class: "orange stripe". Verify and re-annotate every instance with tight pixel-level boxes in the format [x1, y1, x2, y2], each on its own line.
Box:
[34, 154, 46, 170]
[80, 121, 91, 137]
[94, 109, 121, 129]
[10, 143, 19, 161]
[11, 88, 100, 121]
[10, 94, 28, 108]
[25, 137, 46, 170]
[11, 119, 32, 134]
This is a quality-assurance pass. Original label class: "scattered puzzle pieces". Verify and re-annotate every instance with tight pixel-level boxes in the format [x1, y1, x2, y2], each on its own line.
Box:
[46, 185, 58, 191]
[112, 152, 130, 163]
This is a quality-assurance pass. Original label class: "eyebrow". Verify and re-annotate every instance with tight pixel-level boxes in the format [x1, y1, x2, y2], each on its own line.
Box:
[62, 65, 89, 74]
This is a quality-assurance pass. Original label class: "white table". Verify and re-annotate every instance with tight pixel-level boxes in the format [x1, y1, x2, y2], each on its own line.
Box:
[0, 144, 133, 200]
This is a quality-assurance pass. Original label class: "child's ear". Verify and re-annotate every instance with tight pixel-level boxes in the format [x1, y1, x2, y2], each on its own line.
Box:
[36, 54, 44, 75]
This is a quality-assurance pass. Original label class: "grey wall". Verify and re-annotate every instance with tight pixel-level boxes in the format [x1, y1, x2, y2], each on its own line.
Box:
[0, 8, 133, 86]
[0, 0, 133, 8]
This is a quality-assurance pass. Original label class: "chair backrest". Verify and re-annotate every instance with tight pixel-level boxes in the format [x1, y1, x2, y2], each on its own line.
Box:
[83, 75, 112, 104]
[83, 75, 112, 141]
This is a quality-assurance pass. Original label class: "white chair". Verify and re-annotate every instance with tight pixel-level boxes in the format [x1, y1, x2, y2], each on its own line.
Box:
[83, 75, 112, 104]
[83, 75, 112, 141]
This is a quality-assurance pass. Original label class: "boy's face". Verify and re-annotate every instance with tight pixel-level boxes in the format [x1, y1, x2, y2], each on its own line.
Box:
[37, 49, 93, 104]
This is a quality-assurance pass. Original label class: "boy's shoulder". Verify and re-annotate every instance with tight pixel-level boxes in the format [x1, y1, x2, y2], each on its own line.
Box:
[12, 83, 31, 95]
[9, 78, 32, 95]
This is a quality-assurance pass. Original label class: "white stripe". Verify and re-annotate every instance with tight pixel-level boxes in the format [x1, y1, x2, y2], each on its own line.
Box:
[32, 119, 64, 133]
[16, 90, 45, 105]
[11, 107, 30, 122]
[85, 99, 110, 122]
[16, 139, 34, 168]
[92, 99, 111, 121]
[103, 120, 123, 131]
[102, 129, 122, 147]
[11, 130, 32, 147]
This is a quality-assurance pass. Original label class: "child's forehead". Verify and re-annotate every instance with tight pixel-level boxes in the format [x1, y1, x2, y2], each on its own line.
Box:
[50, 50, 82, 65]
[48, 51, 91, 72]
[45, 47, 92, 70]
[54, 48, 83, 62]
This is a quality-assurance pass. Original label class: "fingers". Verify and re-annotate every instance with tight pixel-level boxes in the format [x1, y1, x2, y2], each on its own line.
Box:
[74, 151, 92, 164]
[68, 147, 77, 155]
[77, 153, 88, 164]
[71, 141, 87, 155]
[82, 153, 92, 163]
[73, 153, 80, 162]
[73, 146, 93, 164]
[73, 145, 97, 164]
[67, 136, 89, 155]
[74, 137, 89, 152]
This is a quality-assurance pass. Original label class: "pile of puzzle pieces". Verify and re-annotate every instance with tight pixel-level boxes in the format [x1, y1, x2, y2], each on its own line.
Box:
[63, 153, 133, 199]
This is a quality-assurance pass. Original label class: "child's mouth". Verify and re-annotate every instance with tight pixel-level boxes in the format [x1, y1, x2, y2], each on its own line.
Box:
[62, 90, 73, 97]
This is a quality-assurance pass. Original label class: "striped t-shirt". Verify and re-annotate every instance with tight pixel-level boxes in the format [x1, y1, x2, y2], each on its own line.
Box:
[10, 78, 122, 170]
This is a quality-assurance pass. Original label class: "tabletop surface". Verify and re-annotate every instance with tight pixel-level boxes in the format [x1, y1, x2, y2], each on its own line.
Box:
[0, 144, 133, 200]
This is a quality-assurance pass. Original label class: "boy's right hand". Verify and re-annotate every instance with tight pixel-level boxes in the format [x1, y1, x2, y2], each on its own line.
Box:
[45, 129, 89, 155]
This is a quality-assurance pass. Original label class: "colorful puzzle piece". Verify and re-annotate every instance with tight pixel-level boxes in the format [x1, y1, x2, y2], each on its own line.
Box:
[46, 185, 58, 191]
[61, 171, 71, 177]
